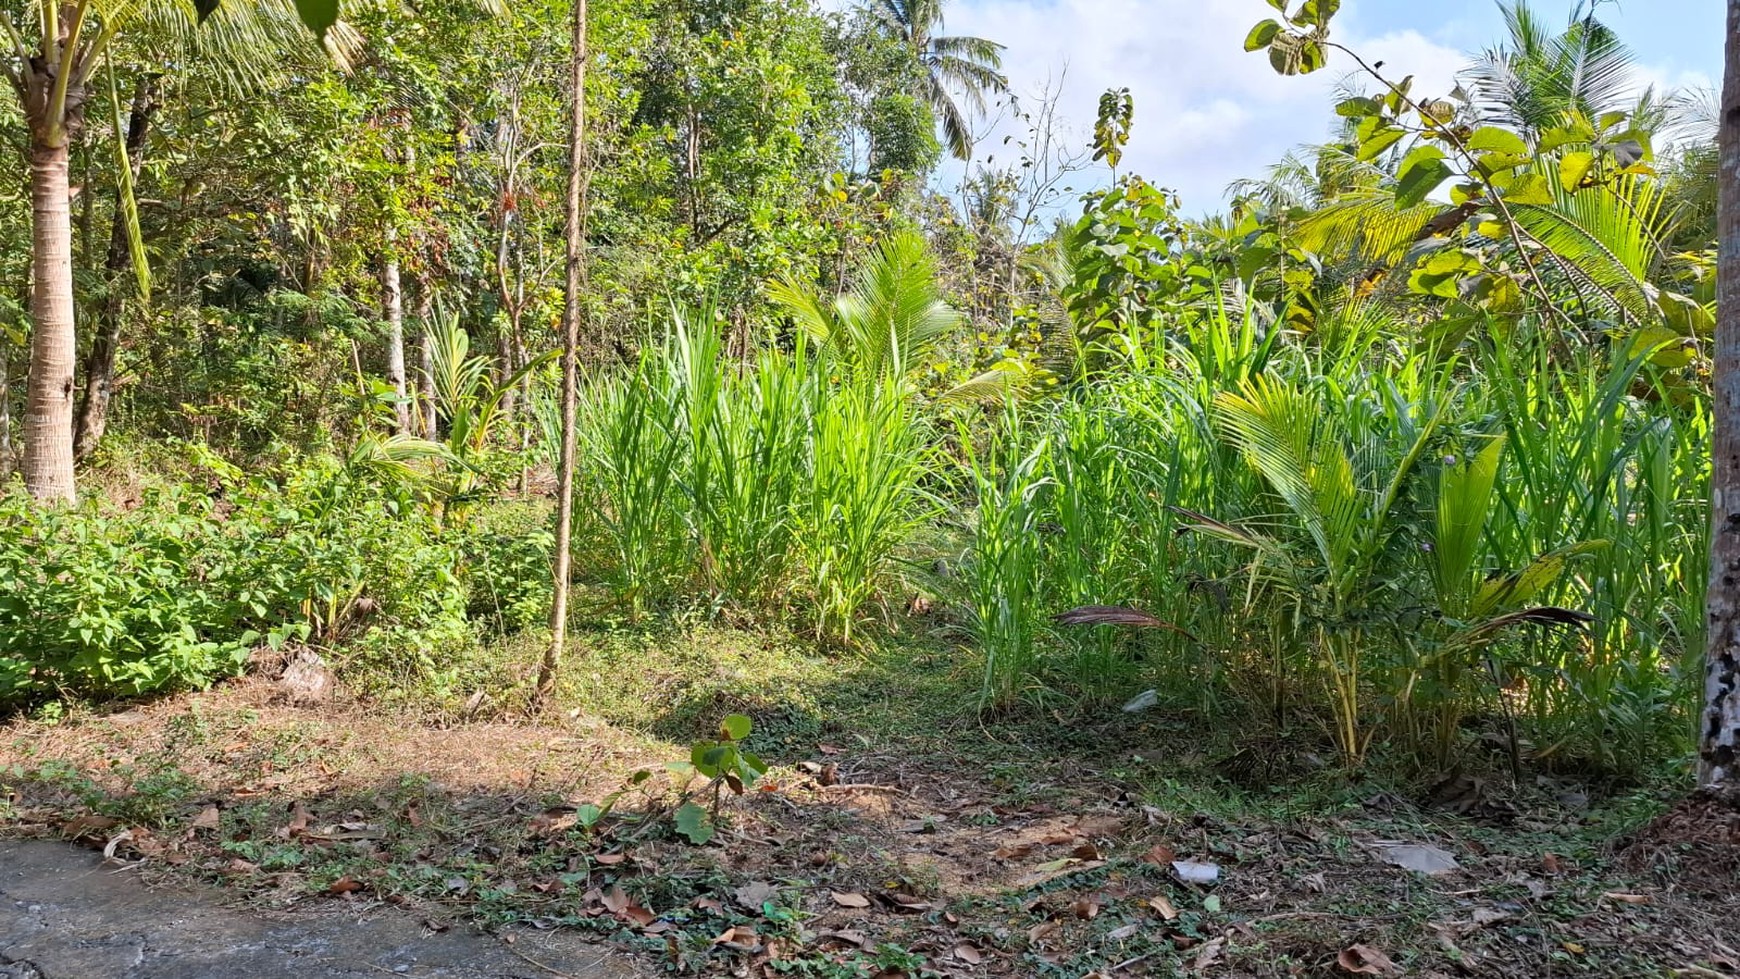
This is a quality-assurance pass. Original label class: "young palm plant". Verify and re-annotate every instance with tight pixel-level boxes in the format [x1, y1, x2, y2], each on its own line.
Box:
[1182, 371, 1447, 762]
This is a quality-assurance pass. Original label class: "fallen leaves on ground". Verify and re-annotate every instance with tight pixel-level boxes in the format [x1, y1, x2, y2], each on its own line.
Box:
[1337, 944, 1402, 976]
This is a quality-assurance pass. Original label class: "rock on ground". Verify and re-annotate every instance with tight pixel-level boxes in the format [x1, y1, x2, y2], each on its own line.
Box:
[0, 841, 644, 979]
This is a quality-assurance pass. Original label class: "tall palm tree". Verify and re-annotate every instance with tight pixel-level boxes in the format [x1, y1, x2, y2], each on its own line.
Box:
[1462, 0, 1643, 145]
[871, 0, 1006, 161]
[0, 0, 339, 502]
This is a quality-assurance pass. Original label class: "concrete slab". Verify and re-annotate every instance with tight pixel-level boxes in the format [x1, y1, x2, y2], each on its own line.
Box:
[0, 841, 645, 979]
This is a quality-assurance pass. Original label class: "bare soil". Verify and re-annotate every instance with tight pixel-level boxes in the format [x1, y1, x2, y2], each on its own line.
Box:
[4, 677, 1739, 977]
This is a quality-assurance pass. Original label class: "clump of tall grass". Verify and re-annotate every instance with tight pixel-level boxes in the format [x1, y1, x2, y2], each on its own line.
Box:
[958, 407, 1053, 710]
[799, 374, 930, 641]
[578, 347, 689, 616]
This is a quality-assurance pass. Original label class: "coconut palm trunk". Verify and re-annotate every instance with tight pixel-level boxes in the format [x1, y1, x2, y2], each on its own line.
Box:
[22, 72, 85, 503]
[1701, 0, 1740, 800]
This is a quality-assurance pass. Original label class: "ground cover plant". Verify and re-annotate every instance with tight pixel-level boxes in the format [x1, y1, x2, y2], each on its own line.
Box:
[1, 0, 1738, 976]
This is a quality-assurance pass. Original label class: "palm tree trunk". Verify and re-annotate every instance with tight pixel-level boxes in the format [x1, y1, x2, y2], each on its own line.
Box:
[538, 0, 588, 705]
[1700, 0, 1740, 801]
[23, 134, 79, 503]
[74, 75, 157, 461]
[383, 239, 409, 435]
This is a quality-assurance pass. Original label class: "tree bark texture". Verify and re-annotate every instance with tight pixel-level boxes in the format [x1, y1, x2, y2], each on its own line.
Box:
[23, 136, 79, 503]
[1700, 0, 1740, 798]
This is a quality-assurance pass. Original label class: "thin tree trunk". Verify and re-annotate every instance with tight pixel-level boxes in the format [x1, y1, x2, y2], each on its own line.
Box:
[75, 75, 157, 461]
[538, 0, 588, 705]
[383, 234, 409, 435]
[23, 135, 79, 503]
[417, 275, 437, 439]
[1701, 0, 1740, 800]
[0, 337, 12, 481]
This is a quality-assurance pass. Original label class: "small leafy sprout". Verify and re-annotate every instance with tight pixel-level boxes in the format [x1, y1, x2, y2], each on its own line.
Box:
[672, 715, 768, 845]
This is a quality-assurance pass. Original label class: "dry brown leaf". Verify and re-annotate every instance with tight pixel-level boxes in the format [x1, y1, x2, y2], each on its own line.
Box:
[226, 857, 258, 874]
[1601, 891, 1650, 905]
[529, 808, 577, 836]
[1336, 944, 1401, 976]
[1069, 897, 1100, 920]
[1191, 937, 1225, 971]
[1072, 841, 1103, 861]
[884, 892, 931, 913]
[1148, 895, 1179, 921]
[276, 802, 311, 839]
[1140, 843, 1177, 866]
[1107, 923, 1141, 941]
[594, 852, 627, 866]
[327, 876, 363, 896]
[953, 944, 984, 965]
[820, 929, 869, 948]
[189, 806, 221, 831]
[831, 891, 871, 908]
[1541, 852, 1564, 875]
[602, 886, 631, 915]
[713, 925, 760, 948]
[993, 842, 1036, 860]
[734, 880, 780, 911]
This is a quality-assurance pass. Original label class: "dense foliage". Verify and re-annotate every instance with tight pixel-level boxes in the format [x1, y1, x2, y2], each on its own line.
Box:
[0, 0, 1722, 780]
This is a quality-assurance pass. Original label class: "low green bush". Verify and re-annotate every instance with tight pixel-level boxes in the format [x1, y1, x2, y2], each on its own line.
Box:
[0, 449, 523, 709]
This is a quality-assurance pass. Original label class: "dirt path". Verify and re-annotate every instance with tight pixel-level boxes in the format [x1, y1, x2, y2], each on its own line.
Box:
[0, 841, 645, 979]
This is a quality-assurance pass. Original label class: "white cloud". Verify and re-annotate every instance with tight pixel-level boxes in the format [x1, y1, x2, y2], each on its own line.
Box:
[938, 0, 1469, 214]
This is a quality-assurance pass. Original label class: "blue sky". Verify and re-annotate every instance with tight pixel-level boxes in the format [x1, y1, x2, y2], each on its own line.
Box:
[935, 0, 1721, 213]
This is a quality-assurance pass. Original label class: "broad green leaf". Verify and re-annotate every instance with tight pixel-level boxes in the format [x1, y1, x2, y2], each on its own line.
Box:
[1474, 151, 1531, 175]
[1396, 158, 1452, 208]
[1629, 323, 1699, 368]
[720, 714, 752, 741]
[1355, 127, 1405, 162]
[1297, 40, 1326, 73]
[674, 802, 715, 845]
[1558, 151, 1596, 190]
[1465, 127, 1527, 156]
[1395, 146, 1449, 208]
[1502, 173, 1554, 206]
[1293, 0, 1339, 27]
[1244, 20, 1281, 51]
[1335, 96, 1381, 118]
